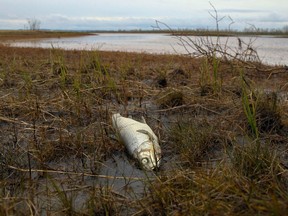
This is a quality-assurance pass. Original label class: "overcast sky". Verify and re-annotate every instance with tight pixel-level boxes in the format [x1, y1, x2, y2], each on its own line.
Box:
[0, 0, 287, 30]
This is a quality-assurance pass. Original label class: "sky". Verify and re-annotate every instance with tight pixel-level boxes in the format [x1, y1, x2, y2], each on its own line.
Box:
[0, 0, 288, 31]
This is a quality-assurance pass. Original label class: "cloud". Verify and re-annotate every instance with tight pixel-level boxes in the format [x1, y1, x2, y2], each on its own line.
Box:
[42, 15, 159, 30]
[0, 18, 27, 29]
[0, 0, 288, 31]
[217, 9, 267, 13]
[259, 12, 288, 23]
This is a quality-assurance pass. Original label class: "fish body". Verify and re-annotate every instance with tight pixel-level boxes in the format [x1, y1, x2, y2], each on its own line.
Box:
[112, 113, 161, 170]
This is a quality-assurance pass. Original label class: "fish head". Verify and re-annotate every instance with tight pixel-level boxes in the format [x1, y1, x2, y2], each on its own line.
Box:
[138, 148, 161, 170]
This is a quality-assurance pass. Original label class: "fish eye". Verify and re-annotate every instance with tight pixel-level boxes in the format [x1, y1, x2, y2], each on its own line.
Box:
[141, 158, 149, 164]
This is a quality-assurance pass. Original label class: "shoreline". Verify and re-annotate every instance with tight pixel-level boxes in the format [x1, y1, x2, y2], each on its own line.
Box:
[1, 30, 288, 41]
[0, 30, 94, 41]
[2, 30, 288, 67]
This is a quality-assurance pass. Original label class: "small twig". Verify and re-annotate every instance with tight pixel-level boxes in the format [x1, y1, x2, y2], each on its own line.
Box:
[0, 93, 11, 99]
[6, 165, 144, 180]
[154, 104, 192, 112]
[267, 70, 288, 79]
[154, 104, 222, 115]
[0, 116, 31, 126]
[208, 1, 226, 32]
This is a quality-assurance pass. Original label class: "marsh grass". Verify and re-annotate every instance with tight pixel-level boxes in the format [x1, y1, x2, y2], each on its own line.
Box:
[145, 161, 288, 215]
[199, 55, 222, 96]
[241, 72, 259, 138]
[169, 120, 222, 166]
[156, 88, 184, 109]
[0, 44, 287, 215]
[230, 140, 284, 183]
[240, 71, 284, 137]
[255, 92, 283, 134]
[88, 185, 120, 215]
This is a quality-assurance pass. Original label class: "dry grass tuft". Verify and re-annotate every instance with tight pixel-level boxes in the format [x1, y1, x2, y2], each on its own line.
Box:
[156, 88, 185, 108]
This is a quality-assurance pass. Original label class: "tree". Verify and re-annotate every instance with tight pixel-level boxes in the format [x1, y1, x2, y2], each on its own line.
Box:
[283, 25, 288, 33]
[27, 18, 41, 31]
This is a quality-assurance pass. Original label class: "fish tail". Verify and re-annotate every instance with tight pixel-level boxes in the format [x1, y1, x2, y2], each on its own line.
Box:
[112, 113, 121, 119]
[112, 113, 121, 128]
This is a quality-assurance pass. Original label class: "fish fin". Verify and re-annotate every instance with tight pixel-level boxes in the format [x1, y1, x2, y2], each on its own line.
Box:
[112, 113, 121, 125]
[112, 113, 122, 138]
[112, 113, 121, 118]
[136, 129, 149, 135]
[141, 116, 147, 124]
[108, 116, 121, 142]
[137, 129, 155, 141]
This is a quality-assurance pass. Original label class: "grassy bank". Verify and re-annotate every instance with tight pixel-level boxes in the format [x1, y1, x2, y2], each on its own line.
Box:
[0, 30, 93, 41]
[1, 29, 288, 41]
[170, 30, 288, 38]
[0, 43, 287, 215]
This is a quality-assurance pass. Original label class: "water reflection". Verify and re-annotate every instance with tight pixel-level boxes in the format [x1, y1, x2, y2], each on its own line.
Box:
[8, 33, 288, 66]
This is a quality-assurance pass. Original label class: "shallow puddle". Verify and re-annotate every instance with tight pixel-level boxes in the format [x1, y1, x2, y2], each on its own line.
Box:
[98, 152, 155, 198]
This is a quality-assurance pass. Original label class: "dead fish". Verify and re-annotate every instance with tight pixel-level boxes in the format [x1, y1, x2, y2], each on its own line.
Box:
[112, 113, 161, 170]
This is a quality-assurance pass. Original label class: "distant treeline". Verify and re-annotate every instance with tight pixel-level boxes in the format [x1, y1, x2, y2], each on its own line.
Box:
[92, 26, 288, 37]
[2, 27, 288, 38]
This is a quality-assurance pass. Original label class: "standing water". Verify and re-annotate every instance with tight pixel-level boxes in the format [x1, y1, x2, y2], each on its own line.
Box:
[7, 33, 288, 66]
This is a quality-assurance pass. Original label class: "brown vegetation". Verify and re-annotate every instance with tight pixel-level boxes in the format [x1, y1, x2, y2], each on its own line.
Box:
[0, 38, 288, 215]
[0, 30, 93, 41]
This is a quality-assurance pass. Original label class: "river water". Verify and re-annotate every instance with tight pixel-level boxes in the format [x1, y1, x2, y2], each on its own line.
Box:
[8, 33, 288, 66]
